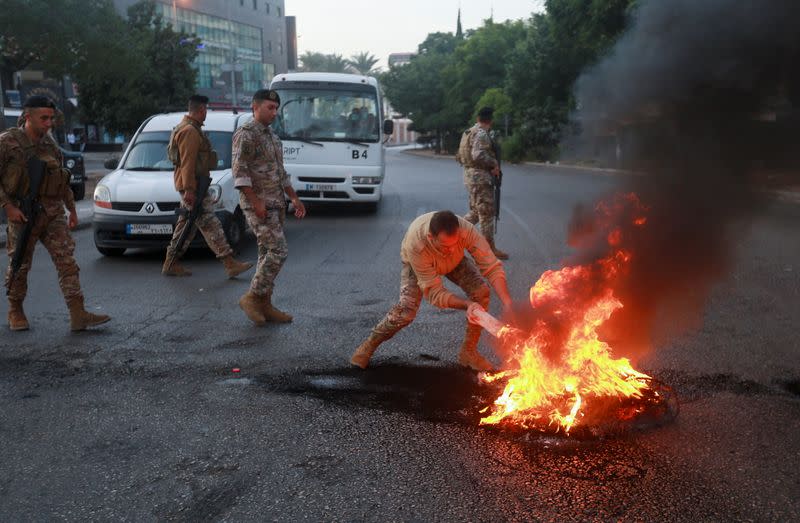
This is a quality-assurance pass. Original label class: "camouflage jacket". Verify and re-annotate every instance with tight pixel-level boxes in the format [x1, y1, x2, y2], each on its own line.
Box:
[232, 119, 290, 208]
[463, 123, 498, 186]
[0, 126, 74, 215]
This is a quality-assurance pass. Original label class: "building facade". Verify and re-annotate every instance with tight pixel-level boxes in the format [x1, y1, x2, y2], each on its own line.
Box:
[112, 0, 295, 108]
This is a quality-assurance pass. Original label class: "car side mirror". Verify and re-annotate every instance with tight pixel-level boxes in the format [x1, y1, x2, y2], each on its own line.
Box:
[383, 119, 394, 135]
[104, 157, 119, 169]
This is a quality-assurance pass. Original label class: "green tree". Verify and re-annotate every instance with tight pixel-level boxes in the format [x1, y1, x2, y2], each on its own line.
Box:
[506, 0, 637, 160]
[298, 51, 327, 71]
[474, 87, 513, 133]
[74, 0, 199, 135]
[347, 52, 380, 75]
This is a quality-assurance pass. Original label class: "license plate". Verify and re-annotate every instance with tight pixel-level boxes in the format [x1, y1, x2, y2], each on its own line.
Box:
[305, 183, 336, 191]
[126, 223, 173, 235]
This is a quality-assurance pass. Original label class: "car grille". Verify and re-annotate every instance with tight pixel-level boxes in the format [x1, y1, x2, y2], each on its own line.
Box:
[297, 190, 350, 199]
[111, 202, 143, 212]
[297, 177, 345, 183]
[157, 202, 180, 212]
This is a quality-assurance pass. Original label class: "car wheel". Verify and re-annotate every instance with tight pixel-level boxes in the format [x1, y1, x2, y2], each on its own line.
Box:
[96, 246, 126, 257]
[226, 210, 246, 251]
[72, 182, 86, 201]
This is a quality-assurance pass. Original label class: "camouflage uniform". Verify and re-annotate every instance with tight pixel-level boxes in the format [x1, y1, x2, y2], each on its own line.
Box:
[166, 116, 232, 260]
[231, 119, 290, 297]
[462, 123, 498, 244]
[371, 258, 490, 343]
[0, 127, 81, 303]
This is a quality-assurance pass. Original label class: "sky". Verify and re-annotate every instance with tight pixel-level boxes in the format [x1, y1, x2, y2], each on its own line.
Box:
[286, 0, 544, 70]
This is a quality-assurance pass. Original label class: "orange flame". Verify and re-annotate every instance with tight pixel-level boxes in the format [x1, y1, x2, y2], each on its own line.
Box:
[480, 194, 653, 433]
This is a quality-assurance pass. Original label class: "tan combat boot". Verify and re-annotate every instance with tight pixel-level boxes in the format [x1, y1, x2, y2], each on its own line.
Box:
[222, 255, 253, 279]
[350, 332, 390, 369]
[457, 324, 495, 371]
[489, 240, 509, 261]
[239, 291, 266, 325]
[262, 295, 292, 323]
[67, 297, 111, 331]
[8, 300, 30, 331]
[162, 255, 192, 276]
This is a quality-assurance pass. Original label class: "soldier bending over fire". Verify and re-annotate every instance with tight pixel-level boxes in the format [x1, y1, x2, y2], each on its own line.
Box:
[350, 210, 513, 371]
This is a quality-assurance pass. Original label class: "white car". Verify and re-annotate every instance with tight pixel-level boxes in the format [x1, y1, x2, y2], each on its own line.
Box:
[93, 111, 251, 256]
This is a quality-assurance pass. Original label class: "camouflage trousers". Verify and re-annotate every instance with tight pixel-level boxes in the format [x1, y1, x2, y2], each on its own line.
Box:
[5, 211, 82, 303]
[463, 182, 496, 244]
[166, 191, 233, 259]
[371, 258, 490, 347]
[242, 205, 287, 297]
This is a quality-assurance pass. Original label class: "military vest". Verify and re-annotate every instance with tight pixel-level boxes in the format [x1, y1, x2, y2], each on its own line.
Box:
[0, 127, 68, 201]
[167, 119, 218, 177]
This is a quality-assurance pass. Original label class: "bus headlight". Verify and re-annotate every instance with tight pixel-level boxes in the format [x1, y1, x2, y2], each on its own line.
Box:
[208, 184, 222, 204]
[94, 184, 112, 209]
[352, 176, 381, 184]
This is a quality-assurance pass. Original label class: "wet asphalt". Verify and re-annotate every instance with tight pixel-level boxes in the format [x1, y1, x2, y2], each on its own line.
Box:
[0, 149, 798, 521]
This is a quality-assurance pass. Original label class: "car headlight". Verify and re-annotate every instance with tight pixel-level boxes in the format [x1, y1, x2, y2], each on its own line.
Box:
[66, 159, 76, 169]
[208, 184, 222, 204]
[94, 184, 111, 209]
[352, 176, 381, 184]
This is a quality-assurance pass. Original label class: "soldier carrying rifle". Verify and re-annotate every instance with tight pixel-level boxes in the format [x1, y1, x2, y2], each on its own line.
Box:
[1, 96, 110, 331]
[456, 106, 509, 260]
[161, 94, 253, 278]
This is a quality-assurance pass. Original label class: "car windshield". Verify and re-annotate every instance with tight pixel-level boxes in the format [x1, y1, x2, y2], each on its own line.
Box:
[122, 130, 232, 170]
[272, 88, 380, 143]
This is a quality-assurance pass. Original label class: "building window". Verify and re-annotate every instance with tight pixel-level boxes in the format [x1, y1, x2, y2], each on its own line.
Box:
[277, 6, 281, 16]
[253, 0, 257, 9]
[278, 42, 283, 54]
[239, 0, 244, 6]
[266, 3, 270, 14]
[267, 40, 272, 53]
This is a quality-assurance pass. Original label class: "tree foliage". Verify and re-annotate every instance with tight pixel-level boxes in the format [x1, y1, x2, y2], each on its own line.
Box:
[298, 51, 355, 73]
[381, 0, 638, 160]
[74, 0, 199, 135]
[1, 0, 199, 136]
[347, 52, 380, 75]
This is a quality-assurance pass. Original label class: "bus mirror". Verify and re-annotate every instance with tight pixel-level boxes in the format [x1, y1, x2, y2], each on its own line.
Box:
[383, 119, 394, 135]
[104, 157, 119, 169]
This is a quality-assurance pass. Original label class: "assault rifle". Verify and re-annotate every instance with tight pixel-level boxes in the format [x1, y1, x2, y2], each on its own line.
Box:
[490, 136, 502, 234]
[170, 175, 212, 262]
[6, 157, 47, 296]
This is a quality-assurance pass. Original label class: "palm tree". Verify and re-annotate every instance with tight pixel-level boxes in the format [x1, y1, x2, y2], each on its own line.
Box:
[298, 51, 327, 72]
[322, 53, 350, 73]
[347, 51, 380, 75]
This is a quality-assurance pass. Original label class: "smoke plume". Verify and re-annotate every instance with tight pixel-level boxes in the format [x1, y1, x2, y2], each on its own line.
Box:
[567, 0, 800, 358]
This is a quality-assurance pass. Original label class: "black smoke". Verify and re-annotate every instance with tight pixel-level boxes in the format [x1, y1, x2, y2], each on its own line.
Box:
[566, 0, 800, 358]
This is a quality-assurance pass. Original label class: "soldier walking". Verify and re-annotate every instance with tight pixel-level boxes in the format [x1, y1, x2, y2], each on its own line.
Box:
[458, 106, 509, 260]
[232, 89, 306, 325]
[162, 94, 253, 278]
[350, 210, 513, 371]
[1, 96, 110, 331]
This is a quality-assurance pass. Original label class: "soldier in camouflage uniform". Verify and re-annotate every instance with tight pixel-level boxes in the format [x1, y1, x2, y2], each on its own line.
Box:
[350, 210, 513, 371]
[232, 89, 307, 325]
[162, 94, 252, 279]
[1, 96, 110, 331]
[459, 106, 509, 260]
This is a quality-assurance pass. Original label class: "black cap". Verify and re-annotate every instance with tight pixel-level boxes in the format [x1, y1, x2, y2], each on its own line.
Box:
[189, 94, 209, 105]
[23, 95, 56, 109]
[477, 106, 494, 121]
[253, 89, 281, 105]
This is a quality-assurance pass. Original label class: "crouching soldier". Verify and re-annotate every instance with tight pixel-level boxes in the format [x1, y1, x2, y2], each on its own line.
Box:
[1, 96, 110, 331]
[350, 210, 512, 371]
